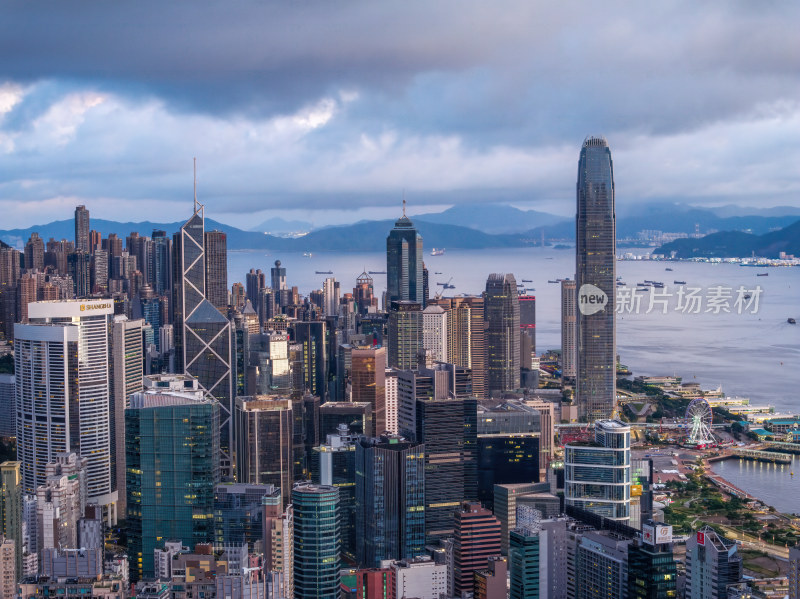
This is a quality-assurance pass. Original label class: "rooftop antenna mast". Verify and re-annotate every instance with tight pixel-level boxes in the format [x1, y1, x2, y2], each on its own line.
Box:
[402, 189, 406, 217]
[193, 157, 198, 212]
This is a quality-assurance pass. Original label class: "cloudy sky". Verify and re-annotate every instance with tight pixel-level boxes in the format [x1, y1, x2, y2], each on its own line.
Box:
[1, 1, 798, 229]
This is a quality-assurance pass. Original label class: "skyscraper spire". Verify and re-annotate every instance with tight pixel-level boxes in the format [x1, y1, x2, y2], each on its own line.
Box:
[193, 157, 197, 212]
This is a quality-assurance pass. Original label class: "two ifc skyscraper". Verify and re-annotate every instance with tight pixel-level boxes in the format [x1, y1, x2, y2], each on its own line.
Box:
[575, 136, 616, 421]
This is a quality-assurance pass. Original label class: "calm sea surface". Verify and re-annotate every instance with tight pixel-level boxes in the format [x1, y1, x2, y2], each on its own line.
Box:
[228, 246, 800, 412]
[710, 456, 800, 515]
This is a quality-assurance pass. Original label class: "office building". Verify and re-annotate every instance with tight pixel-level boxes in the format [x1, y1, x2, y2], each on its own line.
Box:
[245, 268, 265, 306]
[385, 369, 399, 435]
[576, 136, 616, 421]
[270, 260, 287, 306]
[560, 279, 577, 380]
[523, 399, 556, 479]
[508, 516, 569, 599]
[417, 396, 477, 542]
[24, 233, 44, 273]
[74, 206, 90, 254]
[355, 436, 425, 568]
[319, 402, 373, 438]
[429, 295, 486, 398]
[453, 501, 502, 596]
[474, 556, 507, 599]
[292, 483, 340, 599]
[312, 427, 357, 563]
[565, 419, 630, 521]
[0, 377, 13, 438]
[354, 271, 378, 315]
[477, 404, 542, 509]
[125, 390, 220, 581]
[493, 482, 550, 556]
[387, 300, 422, 370]
[685, 526, 742, 599]
[396, 362, 472, 440]
[340, 568, 395, 599]
[0, 537, 13, 599]
[485, 273, 520, 395]
[214, 483, 278, 552]
[110, 316, 143, 517]
[386, 209, 423, 306]
[235, 397, 294, 508]
[351, 347, 386, 436]
[628, 521, 677, 599]
[391, 556, 448, 599]
[291, 320, 327, 399]
[0, 462, 21, 578]
[421, 304, 447, 366]
[15, 300, 116, 519]
[173, 199, 234, 473]
[67, 252, 91, 298]
[573, 530, 631, 599]
[322, 277, 339, 317]
[204, 230, 228, 310]
[247, 331, 291, 396]
[36, 453, 87, 552]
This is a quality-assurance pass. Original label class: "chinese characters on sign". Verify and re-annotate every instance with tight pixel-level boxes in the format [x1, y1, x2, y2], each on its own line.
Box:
[616, 285, 763, 315]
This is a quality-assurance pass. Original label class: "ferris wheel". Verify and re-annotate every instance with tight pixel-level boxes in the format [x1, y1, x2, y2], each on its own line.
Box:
[685, 398, 714, 446]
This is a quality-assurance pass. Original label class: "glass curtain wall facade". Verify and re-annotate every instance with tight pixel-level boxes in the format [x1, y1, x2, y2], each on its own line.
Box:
[386, 214, 423, 306]
[484, 274, 520, 395]
[416, 397, 478, 542]
[292, 483, 340, 599]
[565, 419, 630, 521]
[125, 392, 220, 581]
[355, 437, 425, 568]
[576, 136, 616, 421]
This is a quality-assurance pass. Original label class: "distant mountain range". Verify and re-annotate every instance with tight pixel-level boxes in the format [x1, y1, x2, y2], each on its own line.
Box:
[2, 202, 799, 253]
[657, 219, 800, 258]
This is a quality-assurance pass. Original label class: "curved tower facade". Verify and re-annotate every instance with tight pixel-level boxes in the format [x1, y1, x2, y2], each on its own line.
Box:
[576, 136, 616, 421]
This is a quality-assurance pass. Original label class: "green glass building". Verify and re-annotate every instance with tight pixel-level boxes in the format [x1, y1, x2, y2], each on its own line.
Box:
[509, 528, 540, 599]
[292, 483, 340, 599]
[125, 391, 220, 582]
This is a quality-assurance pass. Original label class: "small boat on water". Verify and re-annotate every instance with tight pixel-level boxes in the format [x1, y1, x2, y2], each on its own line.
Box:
[368, 270, 386, 275]
[665, 267, 673, 271]
[548, 280, 559, 284]
[522, 279, 533, 283]
[674, 280, 687, 285]
[757, 273, 769, 277]
[430, 248, 445, 256]
[789, 318, 797, 325]
[315, 270, 333, 275]
[303, 252, 313, 258]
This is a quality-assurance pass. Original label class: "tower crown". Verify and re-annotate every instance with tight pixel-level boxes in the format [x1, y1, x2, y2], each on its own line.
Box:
[582, 136, 608, 148]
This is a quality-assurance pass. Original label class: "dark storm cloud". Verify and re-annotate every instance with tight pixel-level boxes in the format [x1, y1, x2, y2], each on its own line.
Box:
[0, 1, 798, 227]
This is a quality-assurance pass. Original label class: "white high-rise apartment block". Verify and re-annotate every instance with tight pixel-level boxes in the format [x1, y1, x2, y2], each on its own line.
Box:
[15, 300, 117, 522]
[322, 277, 339, 317]
[422, 305, 447, 364]
[384, 369, 399, 435]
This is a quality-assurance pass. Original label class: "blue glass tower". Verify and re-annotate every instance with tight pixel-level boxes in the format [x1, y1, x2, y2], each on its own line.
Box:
[355, 435, 425, 567]
[576, 136, 616, 421]
[386, 207, 423, 306]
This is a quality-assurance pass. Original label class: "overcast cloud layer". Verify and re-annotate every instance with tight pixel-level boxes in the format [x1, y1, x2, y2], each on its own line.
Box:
[1, 1, 799, 228]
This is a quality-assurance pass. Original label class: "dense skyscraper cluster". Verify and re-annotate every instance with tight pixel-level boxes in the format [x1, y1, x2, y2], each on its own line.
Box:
[0, 141, 730, 599]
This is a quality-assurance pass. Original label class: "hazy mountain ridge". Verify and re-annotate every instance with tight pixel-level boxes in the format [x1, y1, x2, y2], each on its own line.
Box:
[656, 219, 800, 258]
[2, 203, 799, 253]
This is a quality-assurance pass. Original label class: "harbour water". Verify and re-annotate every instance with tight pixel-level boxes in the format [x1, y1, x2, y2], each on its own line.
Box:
[710, 456, 800, 515]
[228, 246, 800, 412]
